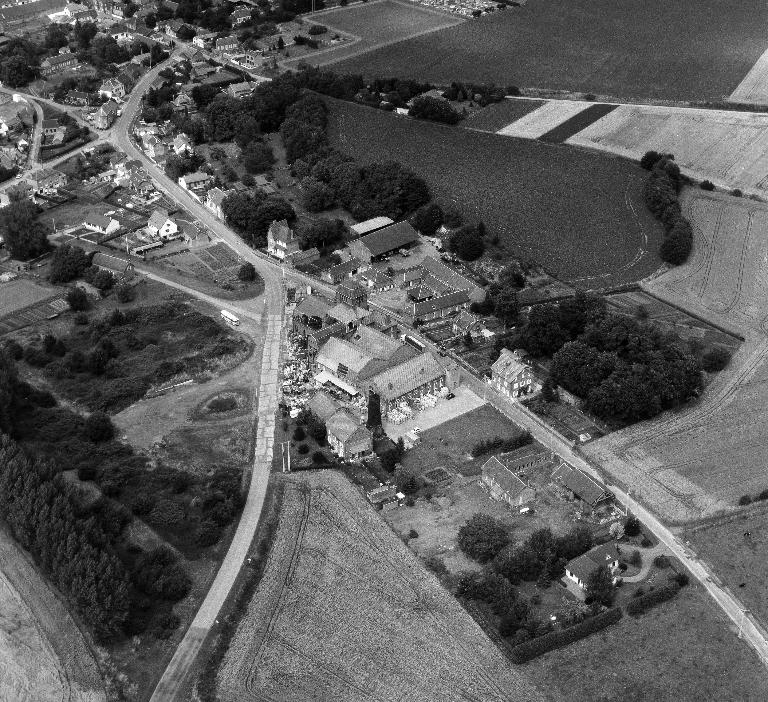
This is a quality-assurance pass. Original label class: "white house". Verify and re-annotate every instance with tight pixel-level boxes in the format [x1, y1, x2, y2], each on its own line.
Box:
[83, 214, 120, 236]
[178, 171, 211, 193]
[565, 542, 622, 590]
[490, 348, 534, 399]
[266, 219, 300, 260]
[147, 208, 179, 239]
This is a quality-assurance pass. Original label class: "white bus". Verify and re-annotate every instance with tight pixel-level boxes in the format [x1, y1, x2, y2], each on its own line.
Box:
[221, 310, 240, 327]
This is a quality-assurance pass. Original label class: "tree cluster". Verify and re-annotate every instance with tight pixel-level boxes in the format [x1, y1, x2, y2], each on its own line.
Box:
[442, 81, 506, 106]
[470, 431, 531, 458]
[222, 190, 295, 247]
[0, 198, 48, 260]
[408, 95, 461, 125]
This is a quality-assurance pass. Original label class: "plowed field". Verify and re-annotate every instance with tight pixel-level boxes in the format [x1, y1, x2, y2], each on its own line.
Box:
[217, 472, 545, 702]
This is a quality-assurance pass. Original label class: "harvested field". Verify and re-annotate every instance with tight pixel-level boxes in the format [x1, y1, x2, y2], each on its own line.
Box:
[217, 471, 545, 702]
[568, 103, 768, 197]
[584, 190, 768, 523]
[331, 0, 768, 102]
[496, 100, 592, 140]
[327, 99, 664, 287]
[729, 48, 768, 105]
[283, 0, 463, 69]
[526, 584, 768, 702]
[538, 103, 618, 144]
[0, 278, 56, 317]
[0, 528, 105, 702]
[463, 98, 545, 133]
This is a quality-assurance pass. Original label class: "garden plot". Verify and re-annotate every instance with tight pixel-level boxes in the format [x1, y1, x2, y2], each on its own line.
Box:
[218, 471, 545, 702]
[583, 190, 768, 523]
[567, 104, 768, 195]
[0, 279, 57, 317]
[496, 100, 593, 139]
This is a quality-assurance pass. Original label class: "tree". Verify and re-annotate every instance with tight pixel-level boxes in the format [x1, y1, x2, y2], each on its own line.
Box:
[300, 176, 335, 212]
[85, 412, 115, 442]
[608, 521, 625, 540]
[66, 287, 89, 311]
[464, 330, 474, 348]
[0, 199, 48, 260]
[702, 346, 731, 372]
[240, 141, 274, 173]
[457, 513, 510, 563]
[585, 565, 614, 606]
[409, 95, 461, 125]
[640, 150, 662, 170]
[50, 244, 90, 283]
[115, 282, 135, 303]
[298, 218, 344, 251]
[449, 224, 484, 261]
[393, 465, 418, 494]
[624, 515, 641, 537]
[0, 56, 37, 88]
[541, 377, 558, 402]
[411, 202, 443, 235]
[443, 204, 463, 229]
[366, 390, 382, 429]
[237, 262, 257, 281]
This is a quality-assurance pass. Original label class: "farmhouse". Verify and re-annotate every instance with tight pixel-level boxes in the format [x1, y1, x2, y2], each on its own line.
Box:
[552, 463, 613, 509]
[83, 214, 120, 235]
[147, 208, 178, 239]
[481, 456, 535, 507]
[347, 221, 419, 263]
[490, 348, 534, 400]
[326, 408, 372, 460]
[266, 219, 300, 260]
[565, 542, 621, 590]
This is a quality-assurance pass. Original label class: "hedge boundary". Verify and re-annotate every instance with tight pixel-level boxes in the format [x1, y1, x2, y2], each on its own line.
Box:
[510, 607, 623, 663]
[625, 582, 680, 616]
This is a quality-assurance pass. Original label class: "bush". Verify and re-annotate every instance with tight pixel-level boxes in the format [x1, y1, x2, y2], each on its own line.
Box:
[628, 549, 642, 567]
[624, 582, 680, 616]
[738, 494, 753, 506]
[297, 443, 309, 454]
[702, 346, 731, 372]
[510, 608, 623, 663]
[408, 528, 419, 539]
[50, 244, 89, 283]
[195, 519, 223, 547]
[471, 432, 532, 458]
[237, 262, 257, 282]
[670, 571, 689, 587]
[148, 499, 186, 527]
[758, 489, 768, 501]
[624, 515, 641, 537]
[700, 180, 715, 191]
[129, 493, 155, 516]
[653, 554, 670, 569]
[84, 411, 115, 442]
[457, 513, 510, 563]
[732, 188, 743, 197]
[66, 287, 90, 311]
[640, 150, 662, 170]
[641, 536, 653, 547]
[424, 555, 448, 577]
[74, 312, 89, 325]
[311, 450, 327, 464]
[208, 396, 237, 413]
[152, 611, 180, 639]
[409, 95, 461, 125]
[115, 282, 135, 303]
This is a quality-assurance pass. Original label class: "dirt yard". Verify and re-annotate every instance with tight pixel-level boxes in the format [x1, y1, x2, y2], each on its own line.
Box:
[400, 404, 529, 477]
[217, 471, 546, 702]
[585, 189, 768, 523]
[0, 527, 105, 702]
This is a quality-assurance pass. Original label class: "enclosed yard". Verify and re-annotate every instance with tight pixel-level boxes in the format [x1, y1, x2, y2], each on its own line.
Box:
[526, 584, 768, 702]
[331, 0, 768, 102]
[327, 98, 664, 288]
[217, 471, 545, 701]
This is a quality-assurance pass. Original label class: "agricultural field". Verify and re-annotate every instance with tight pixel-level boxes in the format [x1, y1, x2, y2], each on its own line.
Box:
[331, 0, 768, 102]
[217, 471, 546, 702]
[584, 190, 768, 523]
[0, 527, 105, 702]
[0, 278, 57, 317]
[526, 584, 768, 702]
[463, 98, 545, 133]
[567, 104, 768, 197]
[327, 99, 664, 287]
[283, 0, 464, 69]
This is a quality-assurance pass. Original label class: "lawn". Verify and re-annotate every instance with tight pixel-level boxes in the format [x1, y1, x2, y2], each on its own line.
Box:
[525, 584, 768, 702]
[284, 0, 464, 69]
[0, 279, 56, 316]
[330, 0, 768, 102]
[400, 404, 528, 477]
[327, 98, 664, 287]
[217, 471, 547, 702]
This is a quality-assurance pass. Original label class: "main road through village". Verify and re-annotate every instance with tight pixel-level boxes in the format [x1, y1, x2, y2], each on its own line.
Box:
[7, 50, 762, 699]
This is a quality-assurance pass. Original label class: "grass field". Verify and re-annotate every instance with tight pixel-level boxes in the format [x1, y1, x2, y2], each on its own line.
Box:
[217, 471, 546, 702]
[283, 0, 464, 69]
[585, 190, 768, 523]
[330, 0, 768, 102]
[0, 527, 105, 702]
[327, 98, 664, 287]
[526, 584, 768, 701]
[0, 279, 56, 317]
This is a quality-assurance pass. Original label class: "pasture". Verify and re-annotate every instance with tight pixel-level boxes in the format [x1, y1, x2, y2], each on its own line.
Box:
[327, 98, 664, 287]
[217, 471, 546, 702]
[0, 528, 105, 702]
[526, 584, 768, 701]
[568, 104, 768, 197]
[585, 191, 768, 523]
[283, 0, 463, 69]
[0, 279, 56, 317]
[330, 0, 768, 102]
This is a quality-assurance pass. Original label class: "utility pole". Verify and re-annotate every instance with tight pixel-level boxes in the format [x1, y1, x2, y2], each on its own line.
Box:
[280, 440, 291, 473]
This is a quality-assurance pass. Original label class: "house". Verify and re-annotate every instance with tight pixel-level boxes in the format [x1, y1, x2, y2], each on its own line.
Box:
[99, 77, 126, 100]
[411, 289, 469, 323]
[350, 216, 394, 238]
[94, 0, 124, 16]
[419, 255, 486, 303]
[193, 31, 216, 48]
[490, 348, 534, 400]
[366, 484, 401, 511]
[452, 310, 482, 338]
[42, 118, 61, 137]
[40, 53, 77, 76]
[552, 463, 613, 509]
[163, 18, 184, 38]
[64, 90, 91, 106]
[266, 219, 300, 260]
[226, 81, 257, 99]
[95, 100, 119, 129]
[215, 35, 239, 53]
[83, 214, 120, 235]
[336, 279, 368, 308]
[147, 208, 178, 239]
[347, 221, 420, 263]
[0, 101, 32, 136]
[307, 390, 340, 422]
[293, 293, 333, 335]
[172, 92, 195, 114]
[110, 23, 133, 42]
[172, 133, 193, 155]
[369, 352, 458, 415]
[178, 171, 211, 193]
[565, 542, 621, 590]
[143, 135, 166, 160]
[322, 258, 361, 284]
[481, 456, 536, 507]
[326, 408, 372, 460]
[239, 50, 262, 68]
[30, 168, 66, 194]
[359, 269, 394, 293]
[230, 6, 251, 24]
[205, 187, 228, 219]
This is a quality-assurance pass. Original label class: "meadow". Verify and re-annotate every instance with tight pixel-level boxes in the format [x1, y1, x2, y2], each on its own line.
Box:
[327, 99, 663, 287]
[330, 0, 768, 102]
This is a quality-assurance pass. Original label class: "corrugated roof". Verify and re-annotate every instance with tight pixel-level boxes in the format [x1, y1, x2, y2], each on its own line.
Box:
[357, 221, 419, 257]
[412, 289, 469, 316]
[350, 216, 394, 236]
[554, 463, 611, 506]
[370, 352, 445, 400]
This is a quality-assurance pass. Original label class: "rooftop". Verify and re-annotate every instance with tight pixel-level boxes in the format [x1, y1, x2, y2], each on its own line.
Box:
[350, 215, 394, 236]
[370, 352, 446, 401]
[356, 220, 419, 257]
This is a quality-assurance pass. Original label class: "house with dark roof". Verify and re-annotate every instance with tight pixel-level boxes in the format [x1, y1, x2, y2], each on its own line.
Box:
[347, 221, 420, 263]
[326, 408, 372, 460]
[41, 53, 78, 75]
[215, 35, 239, 53]
[307, 390, 340, 422]
[410, 289, 469, 323]
[336, 279, 367, 308]
[266, 219, 299, 260]
[178, 171, 211, 193]
[565, 542, 621, 590]
[322, 258, 362, 284]
[481, 456, 535, 508]
[552, 463, 613, 509]
[95, 100, 119, 129]
[419, 255, 486, 303]
[29, 168, 66, 194]
[491, 348, 534, 400]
